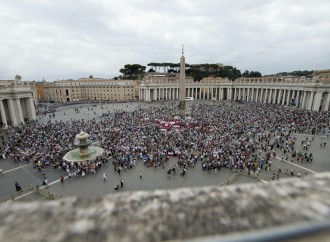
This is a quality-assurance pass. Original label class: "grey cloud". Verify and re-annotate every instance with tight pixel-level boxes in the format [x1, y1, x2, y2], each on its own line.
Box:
[0, 0, 329, 80]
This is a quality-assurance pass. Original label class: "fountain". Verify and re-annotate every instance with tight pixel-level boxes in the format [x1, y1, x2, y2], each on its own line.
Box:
[63, 131, 104, 162]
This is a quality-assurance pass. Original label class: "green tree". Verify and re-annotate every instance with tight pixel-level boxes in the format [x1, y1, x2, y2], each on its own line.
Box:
[119, 64, 146, 80]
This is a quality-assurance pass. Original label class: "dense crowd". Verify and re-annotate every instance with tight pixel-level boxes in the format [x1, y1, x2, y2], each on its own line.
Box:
[2, 100, 329, 183]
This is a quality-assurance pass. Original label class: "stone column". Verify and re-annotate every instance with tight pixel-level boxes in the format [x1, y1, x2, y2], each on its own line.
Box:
[282, 90, 286, 105]
[270, 89, 274, 103]
[307, 91, 314, 110]
[278, 89, 285, 105]
[286, 90, 291, 106]
[291, 90, 296, 104]
[275, 89, 279, 104]
[278, 90, 283, 104]
[322, 92, 330, 111]
[28, 97, 37, 121]
[8, 99, 19, 126]
[272, 89, 276, 103]
[16, 98, 24, 124]
[269, 89, 272, 103]
[301, 91, 307, 109]
[290, 90, 296, 105]
[0, 99, 8, 127]
[265, 89, 269, 103]
[296, 90, 301, 107]
[312, 92, 323, 111]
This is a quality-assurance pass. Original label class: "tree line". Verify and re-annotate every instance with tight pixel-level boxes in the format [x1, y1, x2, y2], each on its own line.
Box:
[114, 62, 263, 81]
[269, 70, 314, 77]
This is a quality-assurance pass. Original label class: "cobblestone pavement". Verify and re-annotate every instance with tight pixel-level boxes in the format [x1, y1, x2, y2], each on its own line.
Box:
[1, 101, 329, 200]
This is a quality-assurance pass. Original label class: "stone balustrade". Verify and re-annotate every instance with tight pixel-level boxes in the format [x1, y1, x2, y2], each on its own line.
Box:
[1, 172, 330, 242]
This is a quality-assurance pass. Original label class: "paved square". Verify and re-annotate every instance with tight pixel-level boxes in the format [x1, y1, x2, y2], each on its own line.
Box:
[1, 100, 329, 201]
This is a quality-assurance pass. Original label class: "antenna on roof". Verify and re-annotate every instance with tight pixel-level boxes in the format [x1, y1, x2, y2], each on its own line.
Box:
[182, 44, 184, 56]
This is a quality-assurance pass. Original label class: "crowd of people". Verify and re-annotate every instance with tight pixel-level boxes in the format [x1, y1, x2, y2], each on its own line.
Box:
[1, 100, 329, 191]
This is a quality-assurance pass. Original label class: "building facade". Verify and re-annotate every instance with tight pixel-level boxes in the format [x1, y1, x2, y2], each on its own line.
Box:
[0, 76, 37, 128]
[34, 80, 49, 100]
[139, 70, 330, 112]
[44, 77, 136, 102]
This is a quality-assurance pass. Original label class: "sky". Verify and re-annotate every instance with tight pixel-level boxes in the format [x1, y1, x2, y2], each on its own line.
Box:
[0, 0, 329, 81]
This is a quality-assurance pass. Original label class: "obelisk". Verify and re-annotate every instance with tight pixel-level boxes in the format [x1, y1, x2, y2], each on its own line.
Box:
[178, 45, 186, 117]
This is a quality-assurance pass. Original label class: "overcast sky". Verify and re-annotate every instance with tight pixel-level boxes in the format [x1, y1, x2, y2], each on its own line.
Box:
[0, 0, 329, 81]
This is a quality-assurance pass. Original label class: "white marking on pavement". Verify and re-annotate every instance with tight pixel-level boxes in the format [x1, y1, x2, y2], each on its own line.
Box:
[47, 176, 68, 186]
[12, 176, 69, 201]
[275, 156, 318, 174]
[258, 149, 318, 174]
[2, 163, 32, 174]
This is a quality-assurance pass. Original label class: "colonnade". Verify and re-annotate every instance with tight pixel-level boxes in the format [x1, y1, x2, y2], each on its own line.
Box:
[0, 96, 36, 128]
[139, 85, 330, 111]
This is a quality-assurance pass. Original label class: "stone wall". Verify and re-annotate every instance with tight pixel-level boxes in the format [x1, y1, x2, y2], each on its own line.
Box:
[1, 172, 330, 242]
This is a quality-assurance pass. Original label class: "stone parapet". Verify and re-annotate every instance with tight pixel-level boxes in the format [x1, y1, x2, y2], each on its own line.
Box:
[0, 172, 330, 242]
